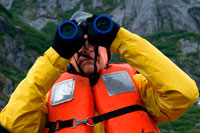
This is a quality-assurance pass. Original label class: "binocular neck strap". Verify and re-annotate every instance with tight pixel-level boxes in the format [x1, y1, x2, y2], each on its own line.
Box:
[93, 46, 98, 75]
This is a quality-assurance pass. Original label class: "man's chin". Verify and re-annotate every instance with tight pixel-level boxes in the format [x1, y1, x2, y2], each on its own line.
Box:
[84, 71, 95, 75]
[81, 65, 95, 75]
[83, 69, 95, 75]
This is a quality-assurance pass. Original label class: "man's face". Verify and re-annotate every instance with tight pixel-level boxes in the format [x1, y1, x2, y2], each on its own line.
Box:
[71, 35, 108, 75]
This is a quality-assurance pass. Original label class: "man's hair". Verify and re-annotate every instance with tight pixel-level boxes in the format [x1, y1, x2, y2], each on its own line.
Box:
[70, 11, 92, 24]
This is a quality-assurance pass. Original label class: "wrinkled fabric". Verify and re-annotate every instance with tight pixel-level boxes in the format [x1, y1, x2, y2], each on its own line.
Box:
[0, 28, 199, 133]
[111, 28, 199, 122]
[0, 47, 70, 133]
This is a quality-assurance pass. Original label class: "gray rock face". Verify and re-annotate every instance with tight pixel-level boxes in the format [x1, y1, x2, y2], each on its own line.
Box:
[28, 17, 58, 30]
[92, 0, 103, 8]
[0, 73, 14, 111]
[0, 34, 39, 111]
[195, 123, 200, 128]
[110, 0, 200, 35]
[179, 39, 199, 53]
[18, 0, 58, 30]
[0, 100, 6, 111]
[9, 0, 81, 30]
[1, 0, 199, 34]
[58, 0, 81, 11]
[0, 0, 13, 9]
[0, 35, 28, 71]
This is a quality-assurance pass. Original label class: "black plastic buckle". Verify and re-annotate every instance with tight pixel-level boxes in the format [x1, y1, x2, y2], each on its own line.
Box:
[53, 119, 61, 131]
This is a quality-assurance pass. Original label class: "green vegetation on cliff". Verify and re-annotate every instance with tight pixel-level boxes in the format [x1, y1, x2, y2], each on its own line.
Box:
[111, 30, 200, 65]
[0, 3, 12, 18]
[143, 30, 200, 57]
[0, 4, 51, 90]
[158, 105, 200, 132]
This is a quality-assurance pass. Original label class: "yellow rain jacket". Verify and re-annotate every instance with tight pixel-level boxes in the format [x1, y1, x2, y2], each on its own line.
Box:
[0, 28, 199, 133]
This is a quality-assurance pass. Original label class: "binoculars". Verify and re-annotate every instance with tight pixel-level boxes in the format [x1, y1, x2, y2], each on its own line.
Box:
[58, 15, 114, 40]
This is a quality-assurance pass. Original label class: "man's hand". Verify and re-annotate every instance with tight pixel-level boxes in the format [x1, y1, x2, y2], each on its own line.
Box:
[87, 15, 120, 50]
[51, 21, 85, 59]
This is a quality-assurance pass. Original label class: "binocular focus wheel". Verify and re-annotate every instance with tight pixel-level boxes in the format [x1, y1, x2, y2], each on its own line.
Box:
[58, 20, 78, 39]
[94, 15, 113, 34]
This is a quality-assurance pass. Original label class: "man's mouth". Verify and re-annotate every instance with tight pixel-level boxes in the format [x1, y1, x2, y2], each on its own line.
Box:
[78, 52, 93, 59]
[79, 58, 94, 66]
[78, 54, 94, 65]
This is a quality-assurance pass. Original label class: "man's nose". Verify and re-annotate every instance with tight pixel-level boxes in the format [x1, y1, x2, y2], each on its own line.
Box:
[82, 40, 95, 54]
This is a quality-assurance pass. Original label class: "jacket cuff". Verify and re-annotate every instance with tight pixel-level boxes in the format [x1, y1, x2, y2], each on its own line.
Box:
[110, 27, 129, 54]
[44, 47, 71, 72]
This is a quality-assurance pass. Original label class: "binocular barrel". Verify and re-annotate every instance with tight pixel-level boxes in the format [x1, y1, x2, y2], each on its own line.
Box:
[94, 15, 113, 34]
[58, 15, 113, 40]
[58, 20, 78, 39]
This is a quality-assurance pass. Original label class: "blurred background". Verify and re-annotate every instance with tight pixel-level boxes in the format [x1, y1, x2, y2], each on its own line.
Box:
[0, 0, 200, 132]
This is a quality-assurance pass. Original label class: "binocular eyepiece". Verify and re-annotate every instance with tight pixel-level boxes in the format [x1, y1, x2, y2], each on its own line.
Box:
[58, 20, 78, 39]
[94, 15, 113, 34]
[58, 15, 114, 40]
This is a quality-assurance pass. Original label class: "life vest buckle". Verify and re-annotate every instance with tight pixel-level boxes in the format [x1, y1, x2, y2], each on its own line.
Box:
[71, 116, 95, 128]
[53, 119, 61, 131]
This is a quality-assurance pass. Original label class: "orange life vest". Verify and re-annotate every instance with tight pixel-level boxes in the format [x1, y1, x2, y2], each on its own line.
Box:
[45, 63, 160, 133]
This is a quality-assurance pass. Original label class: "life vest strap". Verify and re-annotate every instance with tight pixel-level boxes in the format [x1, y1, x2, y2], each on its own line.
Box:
[47, 119, 73, 133]
[47, 105, 148, 133]
[92, 104, 148, 124]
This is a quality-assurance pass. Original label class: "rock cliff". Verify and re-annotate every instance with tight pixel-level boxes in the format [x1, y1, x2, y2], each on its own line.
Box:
[1, 0, 200, 35]
[0, 3, 50, 109]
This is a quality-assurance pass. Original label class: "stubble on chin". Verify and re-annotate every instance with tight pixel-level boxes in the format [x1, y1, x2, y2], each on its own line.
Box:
[83, 66, 95, 75]
[79, 61, 94, 74]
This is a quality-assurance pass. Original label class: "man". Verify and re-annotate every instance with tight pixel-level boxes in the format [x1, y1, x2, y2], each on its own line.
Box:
[0, 11, 199, 133]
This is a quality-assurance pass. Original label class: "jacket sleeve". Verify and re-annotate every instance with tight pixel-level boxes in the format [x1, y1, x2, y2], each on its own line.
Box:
[0, 47, 70, 133]
[110, 28, 199, 123]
